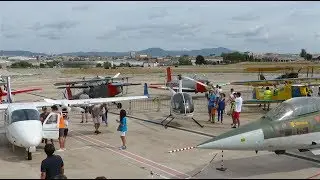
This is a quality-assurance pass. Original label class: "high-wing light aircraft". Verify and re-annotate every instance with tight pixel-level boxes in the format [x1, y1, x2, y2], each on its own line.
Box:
[230, 77, 320, 105]
[54, 73, 141, 109]
[149, 67, 228, 93]
[245, 66, 315, 80]
[196, 97, 320, 155]
[1, 76, 149, 160]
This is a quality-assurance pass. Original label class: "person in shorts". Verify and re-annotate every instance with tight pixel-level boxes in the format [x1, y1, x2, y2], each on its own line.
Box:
[61, 107, 69, 146]
[117, 109, 127, 150]
[91, 104, 104, 134]
[51, 105, 66, 151]
[80, 106, 89, 123]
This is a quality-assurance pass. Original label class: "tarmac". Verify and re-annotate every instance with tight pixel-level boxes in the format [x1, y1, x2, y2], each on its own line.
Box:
[0, 68, 319, 179]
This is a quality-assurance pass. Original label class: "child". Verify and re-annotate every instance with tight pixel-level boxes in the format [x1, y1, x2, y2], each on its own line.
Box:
[217, 93, 226, 123]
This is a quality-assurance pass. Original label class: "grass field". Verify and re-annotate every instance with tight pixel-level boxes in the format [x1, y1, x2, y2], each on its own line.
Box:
[61, 61, 320, 75]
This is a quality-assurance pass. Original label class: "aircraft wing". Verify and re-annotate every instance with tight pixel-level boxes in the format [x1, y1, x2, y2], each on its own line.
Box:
[0, 101, 56, 110]
[243, 99, 284, 104]
[10, 88, 42, 95]
[43, 95, 149, 106]
[149, 85, 196, 92]
[54, 77, 127, 86]
[231, 77, 320, 87]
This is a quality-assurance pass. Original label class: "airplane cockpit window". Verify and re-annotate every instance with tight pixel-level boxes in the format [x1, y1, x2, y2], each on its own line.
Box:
[182, 93, 193, 104]
[172, 93, 183, 110]
[264, 103, 294, 121]
[11, 109, 40, 123]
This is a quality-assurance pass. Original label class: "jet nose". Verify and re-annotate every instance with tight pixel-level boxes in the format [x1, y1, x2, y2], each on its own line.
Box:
[197, 128, 264, 150]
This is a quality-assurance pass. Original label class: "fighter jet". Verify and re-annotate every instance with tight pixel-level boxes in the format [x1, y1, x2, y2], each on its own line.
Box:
[197, 97, 320, 155]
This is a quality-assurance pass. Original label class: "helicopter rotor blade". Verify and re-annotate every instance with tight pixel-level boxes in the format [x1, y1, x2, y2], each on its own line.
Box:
[182, 76, 208, 87]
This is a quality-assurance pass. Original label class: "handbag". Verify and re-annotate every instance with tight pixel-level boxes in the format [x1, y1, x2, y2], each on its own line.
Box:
[117, 124, 121, 131]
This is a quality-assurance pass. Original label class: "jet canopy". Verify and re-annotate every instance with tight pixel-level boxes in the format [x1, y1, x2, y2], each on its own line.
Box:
[171, 93, 194, 114]
[264, 97, 320, 121]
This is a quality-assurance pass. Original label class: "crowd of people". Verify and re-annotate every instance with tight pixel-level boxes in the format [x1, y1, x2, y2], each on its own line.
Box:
[39, 103, 127, 179]
[205, 85, 243, 128]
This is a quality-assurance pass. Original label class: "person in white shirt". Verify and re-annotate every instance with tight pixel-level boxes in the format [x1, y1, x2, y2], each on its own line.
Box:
[232, 92, 243, 128]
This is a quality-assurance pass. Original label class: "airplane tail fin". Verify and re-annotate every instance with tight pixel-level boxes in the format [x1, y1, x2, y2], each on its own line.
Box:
[63, 85, 72, 100]
[6, 76, 13, 103]
[144, 83, 149, 97]
[166, 67, 172, 83]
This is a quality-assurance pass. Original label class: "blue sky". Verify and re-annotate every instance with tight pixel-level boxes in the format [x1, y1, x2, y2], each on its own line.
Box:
[1, 1, 320, 54]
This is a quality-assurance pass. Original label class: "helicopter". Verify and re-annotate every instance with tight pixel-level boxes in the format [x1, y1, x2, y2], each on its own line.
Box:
[160, 74, 205, 128]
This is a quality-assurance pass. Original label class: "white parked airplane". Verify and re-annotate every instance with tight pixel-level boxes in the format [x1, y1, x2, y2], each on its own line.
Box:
[0, 76, 149, 160]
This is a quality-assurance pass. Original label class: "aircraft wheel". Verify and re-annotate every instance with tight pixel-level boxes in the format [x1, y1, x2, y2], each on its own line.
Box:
[27, 150, 32, 160]
[117, 103, 122, 109]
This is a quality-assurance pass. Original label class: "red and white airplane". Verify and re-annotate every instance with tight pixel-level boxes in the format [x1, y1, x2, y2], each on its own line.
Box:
[149, 67, 229, 93]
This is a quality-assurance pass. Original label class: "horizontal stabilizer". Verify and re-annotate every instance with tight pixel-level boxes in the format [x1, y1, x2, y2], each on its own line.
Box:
[310, 149, 320, 155]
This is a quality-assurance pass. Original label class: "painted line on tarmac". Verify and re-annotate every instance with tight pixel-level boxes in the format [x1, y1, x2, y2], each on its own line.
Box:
[72, 130, 191, 179]
[73, 130, 191, 178]
[306, 172, 320, 179]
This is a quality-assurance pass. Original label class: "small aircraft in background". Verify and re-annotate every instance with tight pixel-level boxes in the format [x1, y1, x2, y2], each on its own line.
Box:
[245, 66, 315, 81]
[230, 77, 320, 105]
[54, 73, 141, 108]
[196, 97, 320, 156]
[1, 76, 149, 160]
[149, 67, 228, 93]
[0, 78, 42, 103]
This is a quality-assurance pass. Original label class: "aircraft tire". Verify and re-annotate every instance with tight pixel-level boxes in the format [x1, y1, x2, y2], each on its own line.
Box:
[27, 151, 32, 160]
[117, 103, 122, 109]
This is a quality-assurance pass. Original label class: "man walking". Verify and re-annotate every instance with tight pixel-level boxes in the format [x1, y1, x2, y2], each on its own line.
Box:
[91, 104, 104, 134]
[40, 144, 64, 179]
[232, 92, 243, 128]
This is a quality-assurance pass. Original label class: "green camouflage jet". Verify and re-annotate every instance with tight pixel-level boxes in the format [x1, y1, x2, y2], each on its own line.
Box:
[197, 97, 320, 155]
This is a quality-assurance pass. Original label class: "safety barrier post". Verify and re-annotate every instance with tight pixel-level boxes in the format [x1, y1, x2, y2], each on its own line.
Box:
[216, 150, 227, 171]
[129, 100, 132, 115]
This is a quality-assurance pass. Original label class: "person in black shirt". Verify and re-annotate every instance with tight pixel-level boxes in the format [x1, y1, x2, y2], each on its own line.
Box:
[41, 144, 64, 179]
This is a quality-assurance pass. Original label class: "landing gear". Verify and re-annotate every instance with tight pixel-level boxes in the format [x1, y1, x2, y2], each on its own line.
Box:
[117, 103, 122, 109]
[274, 150, 286, 155]
[27, 150, 32, 160]
[161, 114, 175, 129]
[161, 115, 204, 128]
[112, 102, 122, 109]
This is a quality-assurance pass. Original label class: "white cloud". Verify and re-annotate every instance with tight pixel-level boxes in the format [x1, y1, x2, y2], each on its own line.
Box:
[0, 1, 319, 53]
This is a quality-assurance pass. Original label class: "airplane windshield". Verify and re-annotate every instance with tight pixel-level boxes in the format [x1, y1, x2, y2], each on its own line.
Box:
[182, 93, 193, 104]
[264, 103, 294, 121]
[11, 109, 40, 123]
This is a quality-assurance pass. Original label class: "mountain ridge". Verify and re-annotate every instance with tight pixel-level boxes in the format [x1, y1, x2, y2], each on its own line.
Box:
[0, 47, 234, 57]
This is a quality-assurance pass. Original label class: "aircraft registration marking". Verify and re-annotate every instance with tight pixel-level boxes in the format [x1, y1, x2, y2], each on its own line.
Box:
[290, 121, 309, 127]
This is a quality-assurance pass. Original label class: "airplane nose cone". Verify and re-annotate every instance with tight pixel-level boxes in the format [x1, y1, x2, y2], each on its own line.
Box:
[197, 128, 264, 150]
